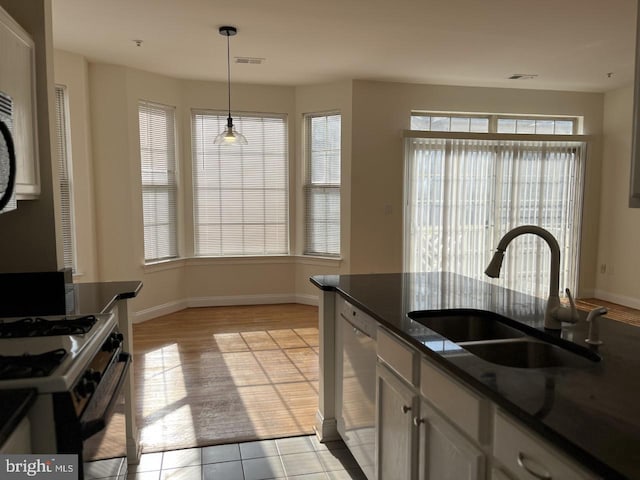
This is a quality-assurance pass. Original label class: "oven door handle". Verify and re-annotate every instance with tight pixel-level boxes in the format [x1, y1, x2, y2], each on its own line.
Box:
[80, 352, 131, 440]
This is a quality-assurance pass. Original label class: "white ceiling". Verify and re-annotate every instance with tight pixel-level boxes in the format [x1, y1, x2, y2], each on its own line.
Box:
[52, 0, 637, 92]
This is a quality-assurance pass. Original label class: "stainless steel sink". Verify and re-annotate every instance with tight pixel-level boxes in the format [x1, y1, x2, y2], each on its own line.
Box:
[408, 310, 526, 342]
[408, 309, 600, 369]
[461, 339, 599, 369]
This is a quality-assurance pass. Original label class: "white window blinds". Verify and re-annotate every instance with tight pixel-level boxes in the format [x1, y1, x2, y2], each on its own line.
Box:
[304, 113, 341, 256]
[138, 100, 178, 262]
[405, 137, 585, 299]
[54, 85, 76, 271]
[191, 111, 289, 256]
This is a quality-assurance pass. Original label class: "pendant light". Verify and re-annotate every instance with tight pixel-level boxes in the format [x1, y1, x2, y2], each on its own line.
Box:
[214, 25, 248, 146]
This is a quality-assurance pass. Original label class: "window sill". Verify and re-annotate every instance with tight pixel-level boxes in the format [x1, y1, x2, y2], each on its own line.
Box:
[296, 255, 343, 267]
[142, 255, 342, 271]
[143, 258, 186, 273]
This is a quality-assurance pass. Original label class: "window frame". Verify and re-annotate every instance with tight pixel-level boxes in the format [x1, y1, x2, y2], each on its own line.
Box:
[138, 99, 179, 263]
[303, 111, 341, 258]
[191, 109, 290, 258]
[410, 112, 579, 135]
[54, 84, 77, 273]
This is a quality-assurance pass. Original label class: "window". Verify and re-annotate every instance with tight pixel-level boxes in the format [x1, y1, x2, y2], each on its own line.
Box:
[405, 136, 585, 299]
[304, 113, 341, 256]
[54, 85, 76, 271]
[191, 111, 288, 256]
[138, 101, 178, 262]
[411, 113, 489, 133]
[411, 112, 577, 135]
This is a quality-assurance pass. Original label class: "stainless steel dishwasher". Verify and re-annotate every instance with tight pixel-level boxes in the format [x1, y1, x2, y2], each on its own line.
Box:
[337, 298, 377, 480]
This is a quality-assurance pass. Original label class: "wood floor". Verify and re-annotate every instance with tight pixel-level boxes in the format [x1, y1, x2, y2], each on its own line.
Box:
[86, 303, 319, 460]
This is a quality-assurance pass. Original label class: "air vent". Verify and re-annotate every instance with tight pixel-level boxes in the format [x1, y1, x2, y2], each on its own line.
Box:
[235, 57, 265, 65]
[508, 73, 538, 80]
[0, 92, 12, 117]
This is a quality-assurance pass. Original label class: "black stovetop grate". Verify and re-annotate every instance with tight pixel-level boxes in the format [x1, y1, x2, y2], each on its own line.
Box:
[0, 348, 67, 379]
[0, 315, 97, 338]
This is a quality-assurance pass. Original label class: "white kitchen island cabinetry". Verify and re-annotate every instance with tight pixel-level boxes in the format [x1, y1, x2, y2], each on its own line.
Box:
[492, 409, 599, 480]
[417, 399, 485, 480]
[376, 361, 418, 480]
[377, 326, 486, 480]
[0, 6, 40, 199]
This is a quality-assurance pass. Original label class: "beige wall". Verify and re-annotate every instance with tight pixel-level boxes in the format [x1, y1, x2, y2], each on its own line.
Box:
[350, 80, 604, 297]
[53, 50, 98, 281]
[54, 53, 616, 319]
[596, 85, 640, 307]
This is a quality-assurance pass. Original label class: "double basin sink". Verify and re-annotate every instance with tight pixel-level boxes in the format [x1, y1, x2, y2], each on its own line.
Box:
[409, 310, 600, 369]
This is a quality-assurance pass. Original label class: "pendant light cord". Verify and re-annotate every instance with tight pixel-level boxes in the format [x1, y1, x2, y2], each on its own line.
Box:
[226, 31, 232, 124]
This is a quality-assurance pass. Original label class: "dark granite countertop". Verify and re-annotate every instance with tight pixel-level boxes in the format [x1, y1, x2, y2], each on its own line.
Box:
[311, 272, 640, 480]
[0, 389, 36, 448]
[69, 281, 142, 315]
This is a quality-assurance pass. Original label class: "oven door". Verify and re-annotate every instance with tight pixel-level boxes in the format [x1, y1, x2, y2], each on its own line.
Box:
[53, 345, 131, 459]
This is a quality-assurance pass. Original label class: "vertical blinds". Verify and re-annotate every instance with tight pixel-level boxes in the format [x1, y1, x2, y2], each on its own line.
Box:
[304, 113, 341, 256]
[405, 137, 585, 298]
[54, 85, 75, 271]
[191, 111, 289, 256]
[138, 100, 178, 262]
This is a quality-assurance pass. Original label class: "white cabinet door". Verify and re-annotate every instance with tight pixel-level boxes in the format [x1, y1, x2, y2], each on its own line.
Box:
[0, 7, 39, 199]
[493, 409, 598, 480]
[376, 362, 418, 480]
[417, 399, 485, 480]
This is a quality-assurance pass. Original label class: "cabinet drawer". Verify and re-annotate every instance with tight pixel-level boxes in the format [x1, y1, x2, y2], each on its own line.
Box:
[493, 409, 597, 480]
[420, 358, 485, 443]
[377, 327, 416, 385]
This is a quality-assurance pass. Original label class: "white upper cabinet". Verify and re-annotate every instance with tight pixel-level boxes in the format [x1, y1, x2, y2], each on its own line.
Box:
[0, 6, 40, 199]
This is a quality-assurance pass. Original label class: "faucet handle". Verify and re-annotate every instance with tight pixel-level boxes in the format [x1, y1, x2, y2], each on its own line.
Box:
[556, 288, 579, 323]
[565, 288, 576, 312]
[586, 307, 608, 345]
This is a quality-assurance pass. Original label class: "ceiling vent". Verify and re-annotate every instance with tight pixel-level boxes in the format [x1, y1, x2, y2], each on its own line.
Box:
[508, 73, 538, 80]
[235, 57, 265, 65]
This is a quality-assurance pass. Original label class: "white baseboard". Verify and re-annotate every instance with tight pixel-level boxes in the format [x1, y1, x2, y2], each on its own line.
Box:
[593, 289, 640, 310]
[133, 300, 188, 323]
[134, 293, 319, 323]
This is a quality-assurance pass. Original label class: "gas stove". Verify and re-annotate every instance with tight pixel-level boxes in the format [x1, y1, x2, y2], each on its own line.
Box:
[0, 312, 130, 474]
[0, 313, 117, 392]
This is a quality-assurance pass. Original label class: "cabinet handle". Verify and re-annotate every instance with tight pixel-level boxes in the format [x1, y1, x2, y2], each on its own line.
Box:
[517, 452, 552, 479]
[401, 405, 411, 414]
[413, 416, 424, 426]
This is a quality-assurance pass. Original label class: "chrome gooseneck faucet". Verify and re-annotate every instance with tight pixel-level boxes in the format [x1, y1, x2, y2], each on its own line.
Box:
[485, 225, 578, 330]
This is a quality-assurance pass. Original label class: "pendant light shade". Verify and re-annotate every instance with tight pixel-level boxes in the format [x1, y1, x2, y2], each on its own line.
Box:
[214, 26, 247, 146]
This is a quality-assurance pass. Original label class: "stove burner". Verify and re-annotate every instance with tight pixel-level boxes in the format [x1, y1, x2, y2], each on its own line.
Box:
[0, 315, 97, 338]
[0, 348, 67, 379]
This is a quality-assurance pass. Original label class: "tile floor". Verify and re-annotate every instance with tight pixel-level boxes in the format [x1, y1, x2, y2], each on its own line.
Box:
[84, 435, 367, 480]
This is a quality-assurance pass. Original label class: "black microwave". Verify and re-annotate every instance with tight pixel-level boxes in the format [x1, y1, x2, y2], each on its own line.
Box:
[0, 90, 17, 213]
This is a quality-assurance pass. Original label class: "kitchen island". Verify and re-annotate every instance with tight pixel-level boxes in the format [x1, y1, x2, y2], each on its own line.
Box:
[311, 272, 640, 480]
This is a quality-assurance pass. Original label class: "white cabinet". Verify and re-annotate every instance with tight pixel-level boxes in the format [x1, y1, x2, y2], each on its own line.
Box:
[376, 328, 485, 480]
[376, 361, 418, 480]
[493, 409, 598, 480]
[0, 6, 40, 199]
[417, 399, 485, 480]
